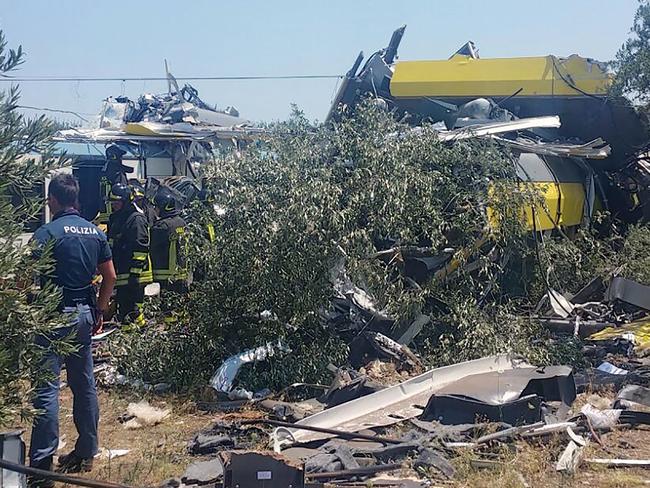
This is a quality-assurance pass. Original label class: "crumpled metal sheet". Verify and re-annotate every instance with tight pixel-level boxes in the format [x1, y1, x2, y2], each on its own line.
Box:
[436, 116, 561, 141]
[272, 354, 531, 449]
[210, 340, 291, 394]
[54, 125, 265, 143]
[547, 289, 575, 319]
[421, 394, 542, 426]
[605, 277, 650, 311]
[432, 365, 576, 405]
[419, 363, 576, 426]
[617, 384, 650, 408]
[495, 136, 611, 159]
[421, 366, 576, 425]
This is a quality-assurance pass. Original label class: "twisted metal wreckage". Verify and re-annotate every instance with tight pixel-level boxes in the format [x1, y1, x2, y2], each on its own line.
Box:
[5, 26, 650, 488]
[52, 28, 650, 234]
[51, 67, 263, 221]
[177, 28, 650, 488]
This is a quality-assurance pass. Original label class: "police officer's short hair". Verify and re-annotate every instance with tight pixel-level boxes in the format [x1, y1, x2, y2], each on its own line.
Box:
[49, 174, 79, 207]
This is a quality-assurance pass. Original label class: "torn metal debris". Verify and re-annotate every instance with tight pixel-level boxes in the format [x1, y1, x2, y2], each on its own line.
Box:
[272, 355, 530, 449]
[56, 68, 262, 145]
[219, 451, 305, 488]
[605, 277, 650, 312]
[420, 365, 576, 426]
[210, 340, 292, 399]
[330, 25, 650, 226]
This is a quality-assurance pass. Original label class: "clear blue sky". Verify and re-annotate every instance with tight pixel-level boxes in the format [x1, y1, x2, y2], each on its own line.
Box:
[0, 0, 641, 124]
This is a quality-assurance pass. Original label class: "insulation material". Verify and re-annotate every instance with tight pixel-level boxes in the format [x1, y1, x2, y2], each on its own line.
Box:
[123, 401, 170, 429]
[210, 340, 291, 394]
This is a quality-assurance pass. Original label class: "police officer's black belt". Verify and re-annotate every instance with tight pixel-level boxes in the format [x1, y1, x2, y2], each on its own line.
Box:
[61, 285, 95, 309]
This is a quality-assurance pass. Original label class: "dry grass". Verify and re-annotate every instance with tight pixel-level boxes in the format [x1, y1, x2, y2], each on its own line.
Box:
[15, 386, 650, 487]
[20, 383, 215, 487]
[447, 427, 650, 488]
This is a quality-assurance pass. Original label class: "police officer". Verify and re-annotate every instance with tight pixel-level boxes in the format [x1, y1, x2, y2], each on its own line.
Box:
[96, 145, 132, 227]
[29, 174, 116, 486]
[107, 182, 152, 326]
[151, 187, 189, 293]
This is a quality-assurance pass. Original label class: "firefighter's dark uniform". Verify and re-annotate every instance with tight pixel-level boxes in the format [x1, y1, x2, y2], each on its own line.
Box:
[30, 209, 110, 471]
[130, 179, 157, 227]
[151, 192, 189, 293]
[96, 145, 131, 227]
[108, 195, 152, 326]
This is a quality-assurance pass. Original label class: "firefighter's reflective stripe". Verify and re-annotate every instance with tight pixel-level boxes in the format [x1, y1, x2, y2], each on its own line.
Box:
[126, 269, 153, 282]
[115, 266, 153, 287]
[96, 177, 112, 225]
[153, 224, 188, 282]
[127, 248, 153, 283]
[116, 273, 130, 286]
[169, 228, 188, 280]
[130, 251, 148, 274]
[137, 264, 153, 283]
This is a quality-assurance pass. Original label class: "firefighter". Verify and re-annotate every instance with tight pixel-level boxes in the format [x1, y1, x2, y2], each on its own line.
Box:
[107, 182, 152, 326]
[96, 145, 132, 227]
[29, 174, 116, 486]
[151, 187, 189, 293]
[129, 179, 157, 226]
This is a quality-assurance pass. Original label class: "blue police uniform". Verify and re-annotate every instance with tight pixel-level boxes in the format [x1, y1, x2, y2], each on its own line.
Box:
[30, 209, 111, 469]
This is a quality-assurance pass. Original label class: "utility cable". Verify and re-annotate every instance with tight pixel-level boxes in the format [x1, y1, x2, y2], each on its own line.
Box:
[18, 104, 91, 122]
[0, 458, 140, 488]
[550, 56, 603, 101]
[0, 74, 344, 82]
[530, 206, 574, 317]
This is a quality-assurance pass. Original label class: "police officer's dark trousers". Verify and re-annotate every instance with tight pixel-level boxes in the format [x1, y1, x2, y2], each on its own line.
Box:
[30, 305, 99, 467]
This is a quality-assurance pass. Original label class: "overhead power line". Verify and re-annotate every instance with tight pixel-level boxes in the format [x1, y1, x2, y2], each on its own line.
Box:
[18, 105, 91, 121]
[0, 74, 344, 82]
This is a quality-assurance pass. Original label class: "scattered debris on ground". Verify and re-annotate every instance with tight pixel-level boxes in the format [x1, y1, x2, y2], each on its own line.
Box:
[6, 17, 650, 488]
[158, 340, 650, 487]
[120, 401, 171, 430]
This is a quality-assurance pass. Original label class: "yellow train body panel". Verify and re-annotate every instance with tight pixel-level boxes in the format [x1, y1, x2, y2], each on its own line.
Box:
[488, 182, 586, 232]
[391, 55, 610, 99]
[589, 319, 650, 352]
[524, 182, 586, 230]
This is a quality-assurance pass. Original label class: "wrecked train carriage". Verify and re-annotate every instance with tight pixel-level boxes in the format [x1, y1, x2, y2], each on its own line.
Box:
[436, 118, 607, 233]
[47, 140, 206, 224]
[372, 121, 610, 285]
[53, 74, 263, 224]
[331, 26, 648, 222]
